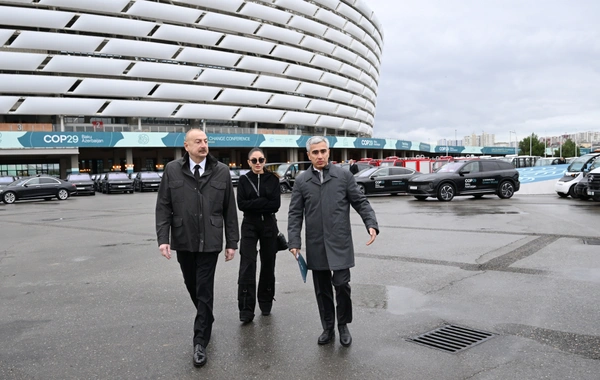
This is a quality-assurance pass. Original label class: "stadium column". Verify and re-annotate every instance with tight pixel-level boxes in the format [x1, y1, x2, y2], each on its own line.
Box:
[288, 148, 298, 162]
[70, 155, 79, 174]
[341, 149, 348, 162]
[361, 149, 367, 159]
[126, 149, 133, 174]
[59, 115, 65, 132]
[174, 147, 182, 160]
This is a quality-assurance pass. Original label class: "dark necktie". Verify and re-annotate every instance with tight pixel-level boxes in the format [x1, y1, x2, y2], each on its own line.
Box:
[194, 164, 201, 181]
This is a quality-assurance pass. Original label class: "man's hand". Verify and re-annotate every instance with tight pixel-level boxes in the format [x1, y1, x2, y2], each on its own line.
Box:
[366, 228, 377, 246]
[159, 243, 171, 260]
[289, 248, 299, 260]
[225, 248, 235, 262]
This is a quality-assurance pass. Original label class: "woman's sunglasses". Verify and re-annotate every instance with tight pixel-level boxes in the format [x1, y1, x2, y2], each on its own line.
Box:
[250, 157, 265, 164]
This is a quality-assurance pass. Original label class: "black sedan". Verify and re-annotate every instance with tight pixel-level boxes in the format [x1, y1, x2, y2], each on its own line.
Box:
[100, 172, 134, 194]
[65, 173, 95, 195]
[407, 159, 520, 201]
[355, 167, 419, 195]
[1, 175, 76, 204]
[133, 172, 162, 192]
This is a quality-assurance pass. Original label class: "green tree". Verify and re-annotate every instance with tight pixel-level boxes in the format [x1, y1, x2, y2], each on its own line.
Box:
[553, 139, 580, 157]
[518, 133, 546, 156]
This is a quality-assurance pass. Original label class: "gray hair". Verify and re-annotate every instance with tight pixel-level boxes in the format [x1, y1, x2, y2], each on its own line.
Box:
[306, 136, 329, 151]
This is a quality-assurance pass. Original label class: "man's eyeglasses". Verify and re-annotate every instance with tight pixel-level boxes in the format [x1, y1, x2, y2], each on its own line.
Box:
[250, 157, 265, 164]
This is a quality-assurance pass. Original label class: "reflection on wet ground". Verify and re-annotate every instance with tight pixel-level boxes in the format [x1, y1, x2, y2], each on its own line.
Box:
[352, 284, 428, 315]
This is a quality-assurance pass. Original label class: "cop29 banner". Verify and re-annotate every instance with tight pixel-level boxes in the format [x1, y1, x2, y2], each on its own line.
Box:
[0, 131, 508, 155]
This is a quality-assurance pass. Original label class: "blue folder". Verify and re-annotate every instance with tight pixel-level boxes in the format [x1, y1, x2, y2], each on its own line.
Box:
[297, 253, 308, 283]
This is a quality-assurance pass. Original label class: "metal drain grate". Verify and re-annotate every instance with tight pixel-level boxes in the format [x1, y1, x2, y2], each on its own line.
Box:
[582, 238, 600, 246]
[407, 325, 495, 353]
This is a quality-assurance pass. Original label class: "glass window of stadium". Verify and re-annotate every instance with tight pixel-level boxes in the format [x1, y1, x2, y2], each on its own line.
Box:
[1, 163, 59, 177]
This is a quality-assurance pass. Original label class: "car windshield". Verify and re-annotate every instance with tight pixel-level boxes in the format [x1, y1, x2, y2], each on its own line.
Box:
[436, 162, 464, 173]
[108, 173, 129, 179]
[567, 155, 598, 172]
[140, 172, 160, 178]
[0, 177, 15, 185]
[274, 164, 290, 177]
[68, 174, 91, 180]
[356, 168, 378, 177]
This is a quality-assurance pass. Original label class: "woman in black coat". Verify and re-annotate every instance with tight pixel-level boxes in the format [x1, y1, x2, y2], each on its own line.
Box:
[237, 148, 281, 323]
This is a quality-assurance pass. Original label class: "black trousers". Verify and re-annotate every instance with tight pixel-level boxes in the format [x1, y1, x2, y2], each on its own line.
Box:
[312, 269, 352, 330]
[176, 251, 219, 347]
[237, 216, 278, 319]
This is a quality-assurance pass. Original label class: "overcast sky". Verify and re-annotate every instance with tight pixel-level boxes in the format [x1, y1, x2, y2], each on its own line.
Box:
[366, 0, 600, 144]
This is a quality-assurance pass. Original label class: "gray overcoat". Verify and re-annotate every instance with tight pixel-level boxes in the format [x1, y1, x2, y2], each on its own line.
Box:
[287, 163, 379, 270]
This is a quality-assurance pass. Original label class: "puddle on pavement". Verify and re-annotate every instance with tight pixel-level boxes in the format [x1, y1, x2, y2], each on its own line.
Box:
[353, 284, 428, 315]
[409, 204, 524, 217]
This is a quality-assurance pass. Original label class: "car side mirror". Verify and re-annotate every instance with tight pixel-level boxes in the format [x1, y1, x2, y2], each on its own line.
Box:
[369, 176, 375, 180]
[459, 170, 470, 175]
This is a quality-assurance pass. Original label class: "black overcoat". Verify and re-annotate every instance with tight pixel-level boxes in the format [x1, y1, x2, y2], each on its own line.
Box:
[155, 153, 239, 252]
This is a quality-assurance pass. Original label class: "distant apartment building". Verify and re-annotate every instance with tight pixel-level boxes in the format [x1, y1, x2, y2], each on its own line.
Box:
[463, 133, 495, 147]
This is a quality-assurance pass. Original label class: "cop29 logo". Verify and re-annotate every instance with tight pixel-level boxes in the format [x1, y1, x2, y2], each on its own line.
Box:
[138, 134, 149, 145]
[43, 134, 79, 143]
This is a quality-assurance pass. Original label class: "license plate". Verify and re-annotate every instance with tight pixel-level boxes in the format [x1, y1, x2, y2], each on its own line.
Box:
[151, 184, 158, 186]
[118, 185, 126, 188]
[590, 191, 595, 196]
[76, 187, 84, 190]
[409, 186, 417, 190]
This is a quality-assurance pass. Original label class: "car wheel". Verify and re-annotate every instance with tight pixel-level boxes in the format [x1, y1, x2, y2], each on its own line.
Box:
[57, 189, 69, 200]
[414, 196, 427, 201]
[279, 184, 288, 193]
[557, 192, 568, 198]
[436, 183, 455, 201]
[357, 184, 366, 194]
[498, 181, 515, 199]
[568, 185, 578, 198]
[2, 191, 16, 204]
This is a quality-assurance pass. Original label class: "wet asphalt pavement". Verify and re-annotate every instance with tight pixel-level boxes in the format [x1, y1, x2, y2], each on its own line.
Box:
[1, 191, 599, 379]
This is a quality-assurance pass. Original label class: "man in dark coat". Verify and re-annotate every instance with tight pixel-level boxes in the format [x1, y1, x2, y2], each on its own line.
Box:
[288, 136, 379, 347]
[155, 128, 239, 367]
[349, 159, 359, 175]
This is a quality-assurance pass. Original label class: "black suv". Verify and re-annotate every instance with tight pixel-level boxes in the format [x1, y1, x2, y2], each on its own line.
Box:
[100, 172, 134, 194]
[407, 159, 520, 201]
[65, 173, 95, 195]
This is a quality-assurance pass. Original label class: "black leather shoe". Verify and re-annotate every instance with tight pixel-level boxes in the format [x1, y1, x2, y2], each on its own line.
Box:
[317, 329, 335, 345]
[240, 312, 254, 324]
[338, 324, 352, 347]
[193, 344, 207, 367]
[261, 310, 271, 316]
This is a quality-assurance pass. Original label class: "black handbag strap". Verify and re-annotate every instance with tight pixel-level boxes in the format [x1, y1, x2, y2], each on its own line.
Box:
[244, 173, 260, 196]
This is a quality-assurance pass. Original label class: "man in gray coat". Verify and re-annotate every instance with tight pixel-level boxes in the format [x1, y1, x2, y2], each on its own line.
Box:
[288, 136, 378, 347]
[156, 128, 239, 367]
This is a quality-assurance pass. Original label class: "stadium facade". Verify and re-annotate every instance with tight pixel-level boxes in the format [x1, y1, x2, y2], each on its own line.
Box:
[0, 1, 520, 177]
[0, 0, 383, 135]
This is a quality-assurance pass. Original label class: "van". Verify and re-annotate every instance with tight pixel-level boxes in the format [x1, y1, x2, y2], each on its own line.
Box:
[554, 153, 600, 198]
